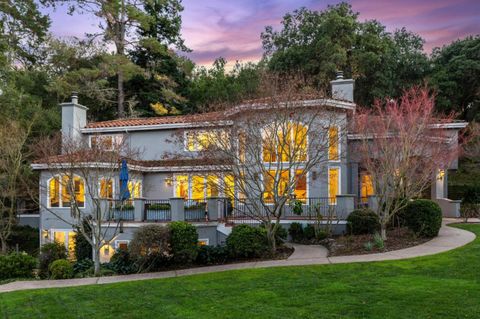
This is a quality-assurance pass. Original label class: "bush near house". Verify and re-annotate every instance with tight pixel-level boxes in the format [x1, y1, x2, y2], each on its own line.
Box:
[226, 225, 268, 259]
[460, 185, 480, 221]
[168, 221, 199, 265]
[39, 242, 67, 278]
[0, 253, 37, 280]
[346, 209, 381, 235]
[404, 199, 443, 238]
[130, 225, 171, 272]
[195, 245, 229, 265]
[49, 259, 74, 279]
[288, 223, 304, 242]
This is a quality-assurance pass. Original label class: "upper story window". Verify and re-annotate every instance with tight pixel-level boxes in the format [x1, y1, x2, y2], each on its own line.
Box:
[328, 126, 340, 161]
[262, 123, 307, 163]
[185, 130, 229, 152]
[48, 175, 85, 208]
[90, 134, 123, 151]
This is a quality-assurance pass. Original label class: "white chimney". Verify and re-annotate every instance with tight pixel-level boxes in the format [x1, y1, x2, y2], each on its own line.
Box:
[330, 71, 355, 102]
[61, 92, 88, 150]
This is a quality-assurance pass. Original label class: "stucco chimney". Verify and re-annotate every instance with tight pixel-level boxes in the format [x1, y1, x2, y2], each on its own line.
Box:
[330, 71, 355, 102]
[61, 92, 88, 150]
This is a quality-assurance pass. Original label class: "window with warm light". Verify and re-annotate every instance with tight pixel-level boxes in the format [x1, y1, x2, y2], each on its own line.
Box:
[206, 175, 219, 197]
[90, 134, 123, 151]
[360, 174, 374, 203]
[185, 130, 228, 151]
[328, 126, 339, 161]
[48, 175, 85, 208]
[175, 175, 189, 198]
[262, 123, 308, 163]
[174, 174, 234, 200]
[128, 181, 142, 199]
[99, 178, 114, 199]
[52, 230, 76, 259]
[328, 167, 340, 204]
[263, 170, 307, 203]
[191, 175, 205, 200]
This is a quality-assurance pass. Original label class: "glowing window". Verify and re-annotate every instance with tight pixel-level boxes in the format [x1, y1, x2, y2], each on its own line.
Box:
[328, 167, 340, 204]
[128, 181, 142, 199]
[52, 231, 75, 260]
[360, 174, 374, 203]
[198, 239, 209, 246]
[90, 135, 122, 151]
[262, 123, 307, 163]
[191, 175, 205, 200]
[207, 175, 219, 197]
[293, 171, 307, 201]
[100, 178, 114, 199]
[175, 175, 189, 199]
[49, 175, 85, 208]
[328, 126, 339, 161]
[263, 170, 307, 203]
[224, 175, 235, 199]
[185, 130, 228, 151]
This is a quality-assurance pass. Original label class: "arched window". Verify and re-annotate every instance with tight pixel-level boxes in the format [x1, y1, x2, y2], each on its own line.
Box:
[48, 175, 85, 208]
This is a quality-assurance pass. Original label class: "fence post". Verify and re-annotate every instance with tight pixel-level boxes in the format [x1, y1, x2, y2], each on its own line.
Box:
[170, 197, 185, 221]
[134, 199, 144, 222]
[207, 197, 228, 221]
[336, 194, 355, 219]
[367, 195, 379, 212]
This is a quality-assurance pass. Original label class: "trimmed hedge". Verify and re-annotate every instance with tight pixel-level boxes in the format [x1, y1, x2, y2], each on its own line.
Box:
[169, 221, 198, 264]
[404, 199, 442, 238]
[226, 225, 268, 258]
[0, 253, 37, 280]
[346, 209, 380, 235]
[49, 259, 74, 279]
[195, 245, 228, 265]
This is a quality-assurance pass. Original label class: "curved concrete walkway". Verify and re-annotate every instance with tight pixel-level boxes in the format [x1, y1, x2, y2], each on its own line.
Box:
[0, 220, 475, 293]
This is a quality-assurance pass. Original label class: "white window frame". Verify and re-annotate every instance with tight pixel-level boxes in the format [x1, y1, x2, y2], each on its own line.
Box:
[50, 228, 74, 251]
[183, 129, 229, 152]
[328, 125, 341, 162]
[89, 134, 124, 151]
[260, 121, 309, 165]
[173, 174, 231, 200]
[260, 168, 310, 203]
[46, 174, 86, 208]
[98, 177, 116, 199]
[327, 166, 342, 205]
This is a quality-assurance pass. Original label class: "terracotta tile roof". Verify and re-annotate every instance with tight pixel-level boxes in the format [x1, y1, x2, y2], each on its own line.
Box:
[85, 111, 227, 129]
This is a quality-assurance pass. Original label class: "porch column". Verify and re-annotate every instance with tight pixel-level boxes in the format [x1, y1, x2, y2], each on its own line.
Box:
[133, 199, 144, 222]
[336, 194, 355, 219]
[170, 197, 185, 221]
[207, 197, 227, 222]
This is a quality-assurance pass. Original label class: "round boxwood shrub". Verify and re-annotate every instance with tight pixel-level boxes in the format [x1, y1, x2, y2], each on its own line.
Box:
[303, 224, 316, 240]
[39, 242, 67, 278]
[168, 221, 198, 265]
[404, 199, 442, 238]
[226, 224, 268, 258]
[288, 223, 304, 242]
[49, 259, 74, 279]
[0, 253, 37, 280]
[346, 209, 380, 235]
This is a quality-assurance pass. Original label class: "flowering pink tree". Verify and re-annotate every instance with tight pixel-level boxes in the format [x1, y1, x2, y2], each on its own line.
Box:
[351, 87, 462, 239]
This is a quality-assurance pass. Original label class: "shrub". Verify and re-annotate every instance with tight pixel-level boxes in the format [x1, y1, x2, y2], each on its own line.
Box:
[404, 199, 442, 238]
[303, 224, 316, 240]
[7, 225, 39, 256]
[0, 253, 37, 280]
[73, 259, 94, 275]
[288, 223, 304, 242]
[39, 242, 67, 278]
[373, 232, 384, 249]
[108, 249, 138, 274]
[169, 221, 198, 264]
[74, 220, 93, 261]
[147, 203, 171, 210]
[460, 185, 480, 221]
[49, 259, 74, 279]
[130, 225, 171, 258]
[260, 223, 287, 245]
[226, 224, 268, 258]
[289, 199, 303, 215]
[346, 209, 380, 235]
[315, 229, 328, 240]
[195, 245, 229, 265]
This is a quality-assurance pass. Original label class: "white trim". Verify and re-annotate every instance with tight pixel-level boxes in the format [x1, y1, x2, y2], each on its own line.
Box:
[50, 228, 75, 251]
[46, 175, 86, 208]
[429, 122, 468, 129]
[32, 162, 227, 172]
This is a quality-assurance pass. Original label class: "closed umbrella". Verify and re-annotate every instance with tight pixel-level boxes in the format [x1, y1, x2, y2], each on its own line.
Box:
[119, 159, 130, 201]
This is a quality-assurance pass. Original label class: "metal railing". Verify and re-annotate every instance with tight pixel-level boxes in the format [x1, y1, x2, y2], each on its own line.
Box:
[144, 199, 171, 222]
[108, 199, 135, 221]
[184, 199, 207, 221]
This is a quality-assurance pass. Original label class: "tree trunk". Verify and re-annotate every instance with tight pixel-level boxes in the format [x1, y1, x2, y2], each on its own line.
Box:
[0, 238, 7, 255]
[117, 70, 125, 118]
[380, 223, 387, 240]
[267, 226, 277, 254]
[94, 249, 101, 277]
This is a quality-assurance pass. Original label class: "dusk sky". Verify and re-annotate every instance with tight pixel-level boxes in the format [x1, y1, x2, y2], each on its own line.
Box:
[43, 0, 480, 68]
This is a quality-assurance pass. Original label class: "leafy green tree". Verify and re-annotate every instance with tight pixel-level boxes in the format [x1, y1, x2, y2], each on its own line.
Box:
[429, 36, 480, 121]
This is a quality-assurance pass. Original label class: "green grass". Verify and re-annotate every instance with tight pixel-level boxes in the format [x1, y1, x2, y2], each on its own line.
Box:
[1, 224, 480, 319]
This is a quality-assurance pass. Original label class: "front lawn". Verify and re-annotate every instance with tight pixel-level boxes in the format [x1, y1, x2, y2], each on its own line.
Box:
[1, 224, 479, 319]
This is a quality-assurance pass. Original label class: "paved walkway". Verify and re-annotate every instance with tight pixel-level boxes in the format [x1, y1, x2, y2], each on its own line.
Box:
[0, 220, 476, 293]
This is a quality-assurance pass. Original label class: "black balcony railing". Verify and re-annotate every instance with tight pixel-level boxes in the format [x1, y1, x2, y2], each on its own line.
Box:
[108, 199, 135, 221]
[144, 199, 171, 222]
[184, 199, 207, 221]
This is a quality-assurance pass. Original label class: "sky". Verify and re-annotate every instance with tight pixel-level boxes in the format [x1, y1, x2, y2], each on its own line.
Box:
[43, 0, 480, 68]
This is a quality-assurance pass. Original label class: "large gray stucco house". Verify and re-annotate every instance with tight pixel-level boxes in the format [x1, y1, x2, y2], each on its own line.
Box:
[32, 75, 466, 262]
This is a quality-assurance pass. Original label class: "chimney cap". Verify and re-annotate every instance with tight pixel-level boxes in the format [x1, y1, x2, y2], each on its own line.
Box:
[71, 92, 78, 104]
[335, 71, 344, 80]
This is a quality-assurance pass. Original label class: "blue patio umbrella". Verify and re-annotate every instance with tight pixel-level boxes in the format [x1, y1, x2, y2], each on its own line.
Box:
[119, 159, 130, 200]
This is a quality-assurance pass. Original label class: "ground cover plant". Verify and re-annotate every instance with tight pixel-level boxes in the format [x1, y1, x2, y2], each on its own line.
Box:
[0, 224, 478, 318]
